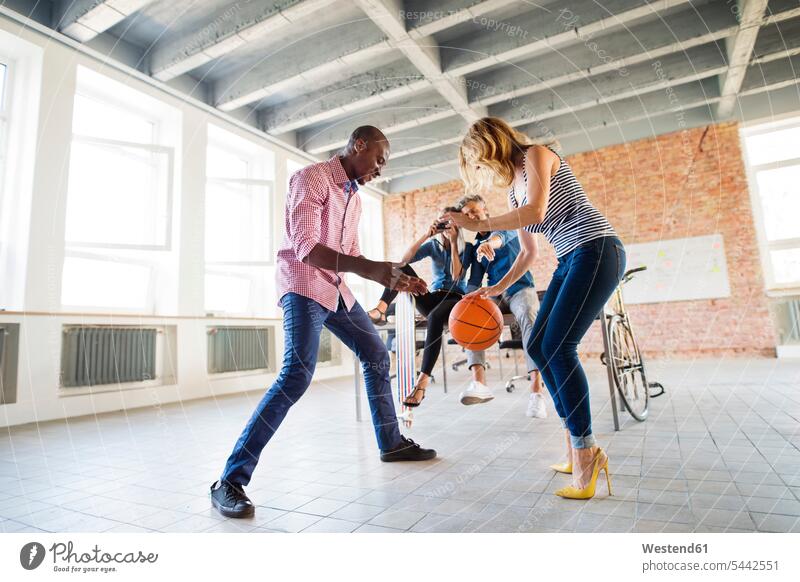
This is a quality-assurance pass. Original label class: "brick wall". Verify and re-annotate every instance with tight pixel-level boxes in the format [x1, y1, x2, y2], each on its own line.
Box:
[384, 122, 777, 359]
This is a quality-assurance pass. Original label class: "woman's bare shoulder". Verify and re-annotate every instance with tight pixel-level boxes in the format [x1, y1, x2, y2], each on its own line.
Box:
[525, 144, 560, 174]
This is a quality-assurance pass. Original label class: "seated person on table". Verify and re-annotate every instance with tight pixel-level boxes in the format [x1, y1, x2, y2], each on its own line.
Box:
[367, 207, 467, 407]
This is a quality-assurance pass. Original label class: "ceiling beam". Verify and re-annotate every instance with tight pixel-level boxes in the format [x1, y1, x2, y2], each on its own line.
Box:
[386, 105, 719, 193]
[354, 0, 486, 123]
[738, 53, 800, 96]
[518, 78, 721, 141]
[405, 0, 519, 39]
[352, 4, 800, 159]
[212, 0, 520, 112]
[261, 1, 739, 138]
[442, 0, 692, 77]
[394, 79, 799, 192]
[383, 81, 715, 181]
[213, 21, 392, 112]
[764, 0, 800, 25]
[467, 1, 738, 107]
[751, 17, 800, 65]
[388, 44, 727, 160]
[265, 0, 798, 141]
[149, 0, 338, 82]
[716, 0, 770, 118]
[298, 92, 457, 154]
[375, 117, 470, 160]
[381, 144, 460, 180]
[259, 59, 428, 134]
[386, 65, 800, 187]
[55, 0, 154, 42]
[491, 45, 727, 125]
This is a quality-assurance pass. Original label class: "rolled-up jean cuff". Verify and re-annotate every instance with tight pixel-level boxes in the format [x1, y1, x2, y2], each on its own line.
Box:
[467, 350, 486, 369]
[558, 417, 567, 429]
[570, 433, 597, 449]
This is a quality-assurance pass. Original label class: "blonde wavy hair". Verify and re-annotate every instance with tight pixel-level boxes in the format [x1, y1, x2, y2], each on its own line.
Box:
[459, 117, 534, 194]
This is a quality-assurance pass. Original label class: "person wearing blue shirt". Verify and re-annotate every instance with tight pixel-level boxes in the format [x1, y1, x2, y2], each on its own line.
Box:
[368, 207, 467, 407]
[457, 194, 547, 418]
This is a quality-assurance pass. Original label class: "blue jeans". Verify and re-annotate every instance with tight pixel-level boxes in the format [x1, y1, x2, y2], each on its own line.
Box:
[221, 293, 402, 486]
[527, 236, 626, 449]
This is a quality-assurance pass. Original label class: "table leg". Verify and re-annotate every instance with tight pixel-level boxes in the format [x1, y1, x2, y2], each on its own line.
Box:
[440, 337, 448, 393]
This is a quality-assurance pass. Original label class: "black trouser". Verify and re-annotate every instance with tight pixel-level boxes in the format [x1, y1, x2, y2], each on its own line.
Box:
[379, 265, 462, 376]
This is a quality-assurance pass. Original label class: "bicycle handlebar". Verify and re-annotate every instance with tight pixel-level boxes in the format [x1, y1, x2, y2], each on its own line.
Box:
[624, 266, 647, 278]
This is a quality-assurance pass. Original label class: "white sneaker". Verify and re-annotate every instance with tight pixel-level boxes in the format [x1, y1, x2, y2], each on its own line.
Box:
[526, 393, 547, 418]
[459, 380, 494, 405]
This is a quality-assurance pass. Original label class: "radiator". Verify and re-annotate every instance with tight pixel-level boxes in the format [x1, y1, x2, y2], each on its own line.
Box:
[0, 328, 6, 396]
[207, 327, 272, 374]
[61, 326, 157, 388]
[0, 328, 5, 374]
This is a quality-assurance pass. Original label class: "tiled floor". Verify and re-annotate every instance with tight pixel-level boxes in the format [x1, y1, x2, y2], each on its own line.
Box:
[2, 358, 800, 533]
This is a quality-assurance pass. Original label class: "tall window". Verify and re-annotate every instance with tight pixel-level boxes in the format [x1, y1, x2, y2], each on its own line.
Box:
[0, 32, 43, 311]
[205, 124, 275, 316]
[742, 118, 800, 290]
[62, 66, 178, 312]
[0, 61, 8, 186]
[0, 59, 10, 255]
[347, 191, 384, 307]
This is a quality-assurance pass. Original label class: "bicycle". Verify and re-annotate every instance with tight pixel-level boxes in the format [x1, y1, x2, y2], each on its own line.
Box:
[600, 266, 665, 422]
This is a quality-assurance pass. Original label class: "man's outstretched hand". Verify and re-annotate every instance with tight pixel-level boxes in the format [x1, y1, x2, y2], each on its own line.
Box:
[360, 260, 427, 295]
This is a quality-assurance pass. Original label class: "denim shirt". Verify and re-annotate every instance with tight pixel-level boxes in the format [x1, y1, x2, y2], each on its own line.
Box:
[410, 239, 467, 294]
[464, 230, 534, 297]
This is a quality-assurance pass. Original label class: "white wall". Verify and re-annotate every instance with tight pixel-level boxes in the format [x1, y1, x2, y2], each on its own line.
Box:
[0, 14, 385, 428]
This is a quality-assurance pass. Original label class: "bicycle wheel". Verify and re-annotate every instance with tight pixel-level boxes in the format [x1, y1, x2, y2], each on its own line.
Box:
[607, 315, 649, 421]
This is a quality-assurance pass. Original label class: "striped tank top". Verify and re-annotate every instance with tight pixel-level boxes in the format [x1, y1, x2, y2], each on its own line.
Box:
[509, 147, 616, 257]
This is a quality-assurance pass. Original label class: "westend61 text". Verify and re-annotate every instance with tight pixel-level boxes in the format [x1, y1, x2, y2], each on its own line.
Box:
[643, 543, 708, 554]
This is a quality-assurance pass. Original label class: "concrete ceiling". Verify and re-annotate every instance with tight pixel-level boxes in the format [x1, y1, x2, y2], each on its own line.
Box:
[13, 0, 800, 193]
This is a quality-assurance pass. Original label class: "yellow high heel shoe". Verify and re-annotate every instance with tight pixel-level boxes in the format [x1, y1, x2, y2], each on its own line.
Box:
[554, 449, 611, 499]
[549, 461, 573, 474]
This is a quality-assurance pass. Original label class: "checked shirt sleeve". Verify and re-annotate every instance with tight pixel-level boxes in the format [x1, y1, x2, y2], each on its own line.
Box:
[287, 170, 327, 262]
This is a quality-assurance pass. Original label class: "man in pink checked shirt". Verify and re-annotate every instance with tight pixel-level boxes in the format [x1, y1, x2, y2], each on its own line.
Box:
[211, 126, 437, 519]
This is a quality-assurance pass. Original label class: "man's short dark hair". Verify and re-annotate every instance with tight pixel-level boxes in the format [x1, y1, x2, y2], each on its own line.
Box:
[344, 125, 387, 153]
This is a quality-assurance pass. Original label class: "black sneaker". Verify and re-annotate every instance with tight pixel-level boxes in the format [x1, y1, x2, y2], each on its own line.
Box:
[380, 436, 437, 462]
[210, 480, 255, 518]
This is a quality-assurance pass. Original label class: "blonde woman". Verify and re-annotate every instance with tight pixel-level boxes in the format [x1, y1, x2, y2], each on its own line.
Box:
[442, 118, 625, 500]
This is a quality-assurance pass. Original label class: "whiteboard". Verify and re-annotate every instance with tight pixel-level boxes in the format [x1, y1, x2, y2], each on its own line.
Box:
[622, 234, 731, 304]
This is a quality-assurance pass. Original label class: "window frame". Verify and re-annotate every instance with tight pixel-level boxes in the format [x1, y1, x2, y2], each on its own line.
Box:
[204, 177, 274, 267]
[0, 59, 11, 169]
[61, 67, 179, 314]
[346, 190, 384, 307]
[204, 124, 276, 316]
[65, 134, 175, 251]
[741, 116, 800, 293]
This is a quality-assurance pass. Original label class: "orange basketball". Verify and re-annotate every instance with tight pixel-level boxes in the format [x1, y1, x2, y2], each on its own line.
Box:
[448, 296, 503, 350]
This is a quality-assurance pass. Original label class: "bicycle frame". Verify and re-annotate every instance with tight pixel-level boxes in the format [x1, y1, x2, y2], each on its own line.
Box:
[603, 268, 651, 423]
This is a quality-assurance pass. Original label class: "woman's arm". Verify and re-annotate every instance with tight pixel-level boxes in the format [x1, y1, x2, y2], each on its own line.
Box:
[466, 230, 538, 297]
[442, 145, 560, 231]
[446, 225, 463, 279]
[400, 224, 436, 264]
